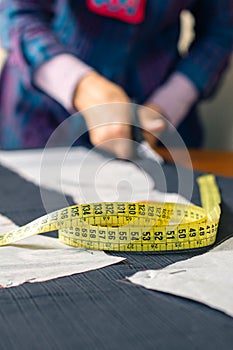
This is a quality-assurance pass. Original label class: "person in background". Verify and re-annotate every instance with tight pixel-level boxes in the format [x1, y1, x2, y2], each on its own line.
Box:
[0, 0, 232, 155]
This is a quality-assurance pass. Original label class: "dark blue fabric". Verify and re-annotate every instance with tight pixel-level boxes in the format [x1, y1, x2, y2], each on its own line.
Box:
[157, 106, 204, 148]
[0, 162, 232, 350]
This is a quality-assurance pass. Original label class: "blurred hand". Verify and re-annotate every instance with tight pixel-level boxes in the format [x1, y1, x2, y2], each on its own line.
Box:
[138, 103, 166, 148]
[73, 71, 132, 159]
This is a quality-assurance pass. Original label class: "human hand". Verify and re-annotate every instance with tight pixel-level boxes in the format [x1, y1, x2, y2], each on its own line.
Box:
[138, 103, 166, 148]
[73, 71, 133, 159]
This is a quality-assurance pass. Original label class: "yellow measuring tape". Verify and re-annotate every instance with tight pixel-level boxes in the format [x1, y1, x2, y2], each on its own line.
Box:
[0, 174, 221, 252]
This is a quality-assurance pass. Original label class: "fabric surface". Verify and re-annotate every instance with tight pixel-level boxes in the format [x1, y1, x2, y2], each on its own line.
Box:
[0, 160, 233, 349]
[0, 0, 232, 148]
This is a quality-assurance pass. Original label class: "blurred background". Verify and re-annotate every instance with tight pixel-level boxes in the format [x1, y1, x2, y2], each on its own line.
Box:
[179, 10, 233, 151]
[0, 10, 232, 150]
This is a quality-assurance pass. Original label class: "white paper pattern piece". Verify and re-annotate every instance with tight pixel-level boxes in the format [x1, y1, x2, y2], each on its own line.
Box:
[0, 215, 124, 288]
[0, 214, 18, 234]
[0, 147, 188, 205]
[128, 238, 233, 318]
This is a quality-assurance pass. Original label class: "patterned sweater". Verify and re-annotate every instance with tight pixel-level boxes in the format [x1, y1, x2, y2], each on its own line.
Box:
[0, 0, 232, 149]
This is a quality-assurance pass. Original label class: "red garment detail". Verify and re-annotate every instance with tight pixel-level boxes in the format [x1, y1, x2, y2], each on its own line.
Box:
[86, 0, 147, 24]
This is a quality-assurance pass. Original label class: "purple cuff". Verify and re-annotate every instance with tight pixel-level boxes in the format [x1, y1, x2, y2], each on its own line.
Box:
[34, 54, 93, 112]
[147, 72, 199, 127]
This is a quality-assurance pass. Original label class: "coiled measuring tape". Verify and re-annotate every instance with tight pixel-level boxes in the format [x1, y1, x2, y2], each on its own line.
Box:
[0, 174, 221, 252]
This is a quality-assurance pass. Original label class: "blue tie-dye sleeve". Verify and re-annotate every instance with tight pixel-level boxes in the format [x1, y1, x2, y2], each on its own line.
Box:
[1, 0, 72, 73]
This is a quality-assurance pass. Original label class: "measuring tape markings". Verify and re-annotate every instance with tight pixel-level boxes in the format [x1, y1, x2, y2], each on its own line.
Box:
[0, 175, 221, 252]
